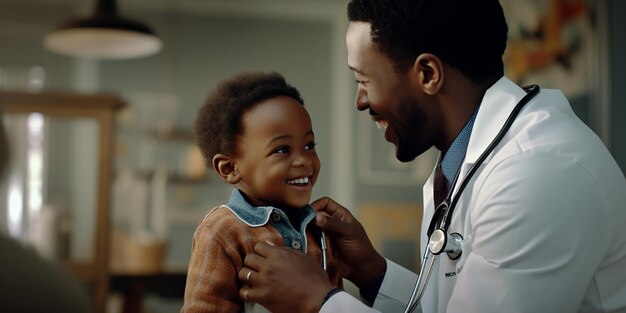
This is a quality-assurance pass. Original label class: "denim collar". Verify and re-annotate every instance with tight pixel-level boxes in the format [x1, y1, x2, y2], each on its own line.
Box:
[226, 188, 316, 230]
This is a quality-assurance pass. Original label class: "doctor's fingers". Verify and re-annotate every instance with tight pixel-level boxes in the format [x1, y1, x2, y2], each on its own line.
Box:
[241, 243, 300, 277]
[312, 198, 358, 226]
[239, 284, 266, 303]
[311, 197, 351, 217]
[251, 241, 304, 259]
[314, 211, 368, 245]
[239, 254, 335, 312]
[238, 266, 257, 286]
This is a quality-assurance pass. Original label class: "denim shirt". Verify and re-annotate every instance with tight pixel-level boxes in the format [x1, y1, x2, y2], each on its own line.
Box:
[225, 188, 317, 253]
[440, 108, 478, 189]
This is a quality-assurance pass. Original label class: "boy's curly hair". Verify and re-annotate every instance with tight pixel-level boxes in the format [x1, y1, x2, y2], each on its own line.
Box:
[194, 71, 304, 170]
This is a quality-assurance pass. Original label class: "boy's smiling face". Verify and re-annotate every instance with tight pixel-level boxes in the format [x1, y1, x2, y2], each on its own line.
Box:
[232, 95, 320, 210]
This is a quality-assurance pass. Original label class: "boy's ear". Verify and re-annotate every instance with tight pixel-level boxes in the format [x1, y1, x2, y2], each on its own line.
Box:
[413, 53, 444, 95]
[212, 153, 240, 184]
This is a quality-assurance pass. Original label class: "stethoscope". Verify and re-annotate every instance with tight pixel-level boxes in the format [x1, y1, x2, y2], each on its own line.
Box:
[403, 84, 540, 313]
[314, 226, 329, 271]
[321, 231, 328, 271]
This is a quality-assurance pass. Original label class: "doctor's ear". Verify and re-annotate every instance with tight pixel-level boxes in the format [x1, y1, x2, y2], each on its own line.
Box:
[212, 153, 240, 184]
[414, 53, 444, 95]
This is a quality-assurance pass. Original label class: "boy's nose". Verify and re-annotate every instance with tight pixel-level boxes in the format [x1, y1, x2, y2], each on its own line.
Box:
[293, 155, 312, 167]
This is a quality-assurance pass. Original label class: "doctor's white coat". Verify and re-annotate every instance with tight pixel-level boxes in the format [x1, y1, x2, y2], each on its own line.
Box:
[321, 77, 626, 313]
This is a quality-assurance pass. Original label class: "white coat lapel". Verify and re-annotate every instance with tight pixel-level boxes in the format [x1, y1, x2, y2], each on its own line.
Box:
[453, 77, 527, 197]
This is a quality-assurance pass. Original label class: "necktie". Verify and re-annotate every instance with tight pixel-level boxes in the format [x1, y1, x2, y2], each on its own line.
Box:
[433, 163, 448, 208]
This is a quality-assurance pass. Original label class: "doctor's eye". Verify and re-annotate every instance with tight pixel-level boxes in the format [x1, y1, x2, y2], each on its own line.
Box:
[354, 79, 368, 86]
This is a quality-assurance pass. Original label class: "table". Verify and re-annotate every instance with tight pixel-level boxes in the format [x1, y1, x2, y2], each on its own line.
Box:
[110, 271, 187, 313]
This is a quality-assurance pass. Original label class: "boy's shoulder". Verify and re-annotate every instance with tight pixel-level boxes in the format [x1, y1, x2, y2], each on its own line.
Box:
[195, 204, 269, 235]
[193, 205, 277, 250]
[198, 205, 239, 227]
[192, 205, 254, 241]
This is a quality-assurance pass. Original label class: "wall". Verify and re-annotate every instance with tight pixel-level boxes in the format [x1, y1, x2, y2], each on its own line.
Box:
[0, 2, 75, 90]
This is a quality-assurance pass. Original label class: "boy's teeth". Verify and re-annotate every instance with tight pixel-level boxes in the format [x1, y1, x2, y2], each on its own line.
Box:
[375, 120, 388, 129]
[288, 177, 309, 184]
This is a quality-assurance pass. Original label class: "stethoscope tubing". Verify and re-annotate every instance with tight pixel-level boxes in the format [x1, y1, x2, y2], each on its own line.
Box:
[441, 84, 540, 232]
[403, 84, 540, 313]
[321, 231, 328, 271]
[403, 246, 437, 313]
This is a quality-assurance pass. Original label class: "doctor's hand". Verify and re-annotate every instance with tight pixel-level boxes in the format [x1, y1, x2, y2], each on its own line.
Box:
[311, 197, 386, 291]
[238, 242, 335, 313]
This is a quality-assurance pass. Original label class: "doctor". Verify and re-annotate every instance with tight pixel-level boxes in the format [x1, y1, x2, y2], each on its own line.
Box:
[238, 0, 626, 312]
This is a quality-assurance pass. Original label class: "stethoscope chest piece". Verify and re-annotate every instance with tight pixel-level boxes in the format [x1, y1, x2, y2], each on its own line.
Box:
[428, 229, 463, 260]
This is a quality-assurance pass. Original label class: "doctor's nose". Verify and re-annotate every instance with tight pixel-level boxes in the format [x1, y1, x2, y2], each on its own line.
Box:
[355, 89, 369, 112]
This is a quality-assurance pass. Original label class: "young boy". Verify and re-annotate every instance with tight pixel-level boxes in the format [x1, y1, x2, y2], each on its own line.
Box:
[181, 71, 342, 313]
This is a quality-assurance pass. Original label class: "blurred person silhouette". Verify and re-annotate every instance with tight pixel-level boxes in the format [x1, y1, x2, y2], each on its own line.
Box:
[0, 112, 92, 313]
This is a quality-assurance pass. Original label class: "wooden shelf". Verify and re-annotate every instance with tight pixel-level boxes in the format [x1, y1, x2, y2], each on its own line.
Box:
[116, 169, 209, 184]
[148, 129, 195, 141]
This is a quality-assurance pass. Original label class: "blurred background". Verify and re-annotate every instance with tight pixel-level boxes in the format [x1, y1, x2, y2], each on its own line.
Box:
[0, 0, 624, 312]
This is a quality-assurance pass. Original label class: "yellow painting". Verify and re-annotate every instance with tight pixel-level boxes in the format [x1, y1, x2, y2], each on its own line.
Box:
[502, 0, 597, 98]
[358, 203, 423, 272]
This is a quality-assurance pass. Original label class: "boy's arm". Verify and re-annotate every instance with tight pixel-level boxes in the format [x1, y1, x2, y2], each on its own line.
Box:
[181, 223, 242, 313]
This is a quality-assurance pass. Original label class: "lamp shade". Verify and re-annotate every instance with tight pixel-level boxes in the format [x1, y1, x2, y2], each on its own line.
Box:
[43, 0, 162, 60]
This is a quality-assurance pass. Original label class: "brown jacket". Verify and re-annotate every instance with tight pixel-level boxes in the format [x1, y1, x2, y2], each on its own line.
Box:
[181, 203, 342, 313]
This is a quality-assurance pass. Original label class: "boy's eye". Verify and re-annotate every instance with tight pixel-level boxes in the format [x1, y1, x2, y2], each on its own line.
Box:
[354, 79, 367, 86]
[305, 141, 317, 150]
[274, 146, 290, 154]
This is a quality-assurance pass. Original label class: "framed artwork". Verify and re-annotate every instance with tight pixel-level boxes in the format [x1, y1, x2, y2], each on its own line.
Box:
[501, 0, 611, 142]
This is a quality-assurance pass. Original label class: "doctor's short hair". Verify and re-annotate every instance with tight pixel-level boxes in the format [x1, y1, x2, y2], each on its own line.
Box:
[347, 0, 508, 83]
[194, 71, 305, 170]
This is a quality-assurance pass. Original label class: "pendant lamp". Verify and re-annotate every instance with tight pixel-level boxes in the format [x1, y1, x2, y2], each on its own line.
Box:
[43, 0, 162, 60]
